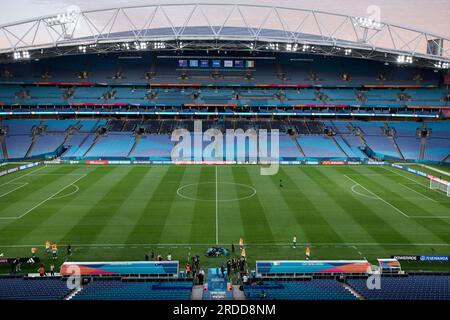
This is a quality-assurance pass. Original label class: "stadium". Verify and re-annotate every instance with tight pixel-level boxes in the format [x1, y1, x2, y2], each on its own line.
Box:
[0, 1, 449, 303]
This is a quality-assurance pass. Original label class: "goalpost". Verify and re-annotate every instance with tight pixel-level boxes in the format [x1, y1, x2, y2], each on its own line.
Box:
[429, 176, 450, 196]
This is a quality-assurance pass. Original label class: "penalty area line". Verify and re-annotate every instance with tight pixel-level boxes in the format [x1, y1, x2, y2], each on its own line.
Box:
[344, 174, 410, 218]
[0, 173, 87, 220]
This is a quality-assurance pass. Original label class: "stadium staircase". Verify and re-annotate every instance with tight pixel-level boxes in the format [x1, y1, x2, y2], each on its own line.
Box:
[291, 135, 306, 157]
[82, 133, 102, 158]
[342, 283, 364, 300]
[127, 134, 141, 158]
[390, 136, 405, 160]
[232, 285, 246, 300]
[419, 122, 427, 160]
[420, 137, 426, 160]
[24, 134, 38, 159]
[64, 287, 82, 300]
[331, 136, 349, 158]
[0, 135, 7, 159]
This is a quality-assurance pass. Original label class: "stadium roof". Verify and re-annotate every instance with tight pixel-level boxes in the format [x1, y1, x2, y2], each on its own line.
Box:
[1, 3, 449, 68]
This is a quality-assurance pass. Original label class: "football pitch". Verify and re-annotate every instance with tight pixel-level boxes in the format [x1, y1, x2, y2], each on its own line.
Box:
[1, 164, 450, 272]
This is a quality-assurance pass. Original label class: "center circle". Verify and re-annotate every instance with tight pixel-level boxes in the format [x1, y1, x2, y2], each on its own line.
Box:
[177, 182, 256, 202]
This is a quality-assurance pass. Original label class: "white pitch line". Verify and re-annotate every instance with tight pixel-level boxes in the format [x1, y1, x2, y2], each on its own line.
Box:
[344, 174, 410, 218]
[0, 182, 28, 198]
[412, 216, 450, 219]
[383, 166, 428, 187]
[399, 183, 437, 203]
[385, 166, 450, 201]
[215, 165, 219, 245]
[0, 165, 46, 188]
[0, 174, 87, 220]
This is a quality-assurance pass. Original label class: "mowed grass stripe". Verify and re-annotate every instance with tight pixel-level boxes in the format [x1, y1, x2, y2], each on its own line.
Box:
[272, 167, 341, 243]
[82, 166, 161, 247]
[109, 166, 169, 245]
[1, 165, 98, 245]
[344, 166, 446, 244]
[188, 166, 215, 244]
[161, 165, 203, 244]
[289, 166, 372, 244]
[384, 166, 450, 206]
[231, 166, 275, 243]
[318, 166, 413, 247]
[125, 165, 187, 244]
[242, 166, 302, 243]
[0, 165, 82, 219]
[216, 166, 246, 244]
[0, 167, 88, 244]
[366, 166, 450, 219]
[365, 166, 450, 218]
[59, 166, 134, 245]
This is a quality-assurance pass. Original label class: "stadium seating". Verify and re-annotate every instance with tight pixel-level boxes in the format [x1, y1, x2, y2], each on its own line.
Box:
[30, 134, 66, 157]
[85, 133, 135, 158]
[0, 277, 72, 300]
[244, 280, 357, 300]
[1, 119, 449, 162]
[5, 135, 33, 159]
[73, 280, 192, 300]
[62, 134, 96, 159]
[297, 136, 346, 158]
[364, 135, 401, 159]
[424, 138, 450, 162]
[347, 275, 450, 300]
[130, 134, 174, 160]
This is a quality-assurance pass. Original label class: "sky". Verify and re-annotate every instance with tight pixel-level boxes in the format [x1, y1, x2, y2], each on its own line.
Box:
[1, 0, 449, 37]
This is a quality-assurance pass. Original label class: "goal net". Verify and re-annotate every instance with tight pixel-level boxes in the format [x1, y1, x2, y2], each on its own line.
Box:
[429, 177, 450, 196]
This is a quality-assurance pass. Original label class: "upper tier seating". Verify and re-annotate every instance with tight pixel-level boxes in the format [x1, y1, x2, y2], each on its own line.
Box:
[347, 275, 450, 300]
[73, 281, 192, 300]
[244, 280, 357, 300]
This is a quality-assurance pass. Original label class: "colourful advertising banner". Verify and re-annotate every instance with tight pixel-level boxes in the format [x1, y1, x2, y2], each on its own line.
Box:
[256, 260, 371, 275]
[60, 261, 179, 276]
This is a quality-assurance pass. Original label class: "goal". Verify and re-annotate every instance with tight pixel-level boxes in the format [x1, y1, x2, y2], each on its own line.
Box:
[430, 177, 450, 196]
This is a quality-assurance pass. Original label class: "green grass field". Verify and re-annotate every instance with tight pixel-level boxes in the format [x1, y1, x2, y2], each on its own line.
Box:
[1, 164, 450, 273]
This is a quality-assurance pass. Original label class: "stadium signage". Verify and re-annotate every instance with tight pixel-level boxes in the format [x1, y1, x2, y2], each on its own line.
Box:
[85, 160, 109, 165]
[0, 162, 40, 177]
[0, 257, 40, 264]
[391, 255, 450, 261]
[391, 256, 418, 261]
[321, 161, 346, 165]
[420, 256, 450, 262]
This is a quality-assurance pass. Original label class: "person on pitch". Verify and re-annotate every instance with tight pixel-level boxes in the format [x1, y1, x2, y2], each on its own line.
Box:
[51, 242, 58, 260]
[239, 238, 244, 250]
[292, 235, 297, 248]
[45, 240, 51, 253]
[305, 246, 311, 260]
